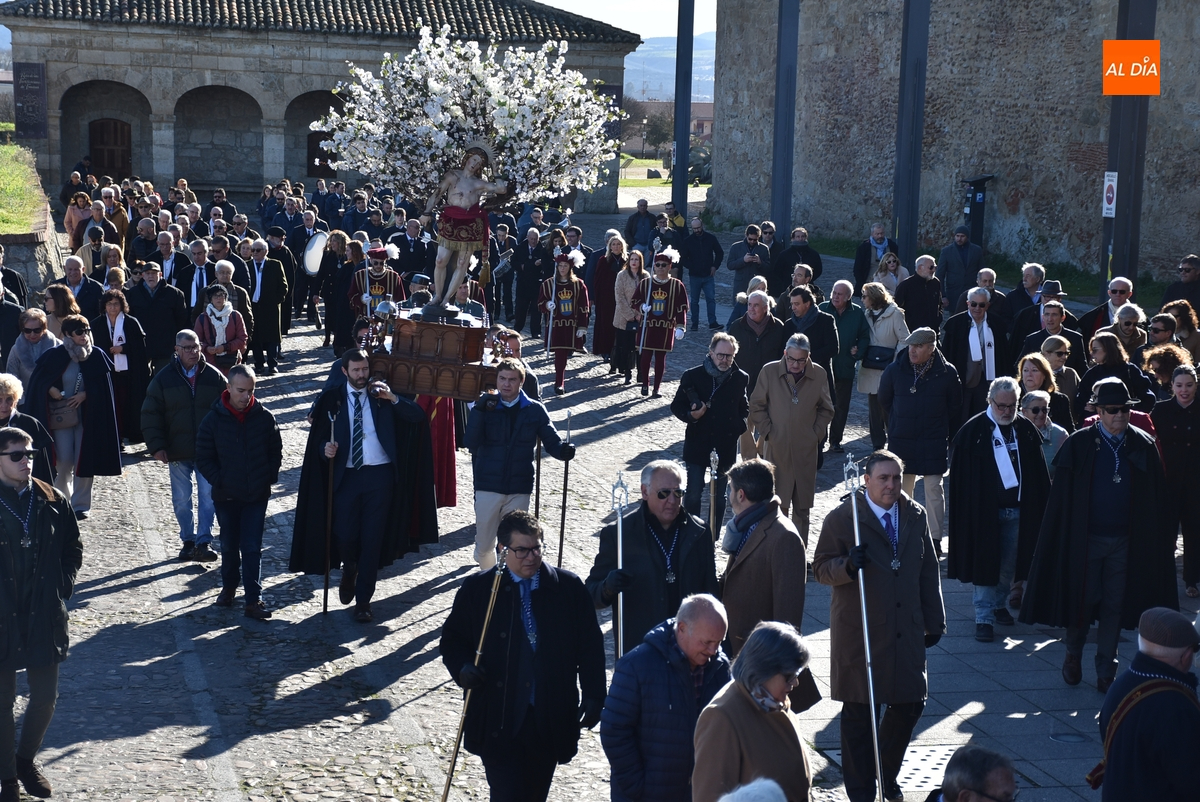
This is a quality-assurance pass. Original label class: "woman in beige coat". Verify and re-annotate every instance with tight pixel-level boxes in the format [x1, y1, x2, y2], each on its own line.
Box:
[748, 334, 834, 546]
[857, 282, 910, 449]
[612, 247, 646, 385]
[693, 622, 813, 802]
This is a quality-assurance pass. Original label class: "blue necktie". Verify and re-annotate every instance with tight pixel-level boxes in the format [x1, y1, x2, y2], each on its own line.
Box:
[882, 511, 897, 550]
[518, 578, 538, 650]
[351, 392, 364, 469]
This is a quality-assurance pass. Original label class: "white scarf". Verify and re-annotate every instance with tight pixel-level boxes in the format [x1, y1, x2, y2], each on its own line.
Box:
[986, 406, 1021, 496]
[252, 262, 264, 303]
[107, 313, 128, 372]
[968, 318, 996, 380]
[207, 302, 233, 347]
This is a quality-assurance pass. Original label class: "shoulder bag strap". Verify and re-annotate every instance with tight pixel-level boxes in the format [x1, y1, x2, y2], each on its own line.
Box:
[1086, 679, 1200, 789]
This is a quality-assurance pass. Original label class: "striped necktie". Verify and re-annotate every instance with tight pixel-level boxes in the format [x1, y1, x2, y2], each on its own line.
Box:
[351, 391, 364, 469]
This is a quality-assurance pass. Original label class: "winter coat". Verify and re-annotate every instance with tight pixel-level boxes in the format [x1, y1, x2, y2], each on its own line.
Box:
[750, 360, 834, 511]
[92, 311, 151, 442]
[0, 478, 82, 671]
[600, 620, 731, 802]
[669, 362, 748, 472]
[820, 301, 871, 382]
[936, 240, 984, 306]
[1019, 423, 1177, 630]
[946, 411, 1051, 586]
[24, 345, 122, 478]
[726, 314, 787, 393]
[464, 391, 569, 496]
[692, 680, 812, 802]
[678, 230, 723, 278]
[725, 241, 771, 296]
[813, 489, 945, 704]
[1074, 361, 1156, 422]
[440, 563, 606, 764]
[852, 237, 899, 290]
[719, 498, 808, 655]
[769, 243, 824, 294]
[613, 268, 646, 330]
[195, 395, 283, 504]
[139, 357, 228, 462]
[585, 503, 720, 651]
[1151, 397, 1200, 491]
[894, 273, 943, 333]
[940, 310, 1011, 398]
[877, 349, 961, 476]
[857, 302, 909, 395]
[126, 282, 189, 360]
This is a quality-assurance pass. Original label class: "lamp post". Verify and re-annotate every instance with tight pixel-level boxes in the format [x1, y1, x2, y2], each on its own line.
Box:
[641, 118, 648, 158]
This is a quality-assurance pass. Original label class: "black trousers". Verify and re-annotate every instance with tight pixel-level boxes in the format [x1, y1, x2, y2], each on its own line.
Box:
[868, 393, 888, 450]
[481, 706, 557, 801]
[333, 464, 394, 606]
[498, 271, 515, 318]
[513, 281, 542, 337]
[840, 700, 925, 802]
[830, 377, 853, 447]
[685, 461, 727, 540]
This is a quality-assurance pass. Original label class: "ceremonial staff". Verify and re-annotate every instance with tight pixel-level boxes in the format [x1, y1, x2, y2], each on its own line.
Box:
[708, 448, 720, 543]
[534, 438, 542, 519]
[611, 472, 629, 659]
[845, 452, 885, 802]
[545, 292, 555, 355]
[638, 276, 652, 357]
[441, 552, 506, 802]
[323, 407, 338, 614]
[556, 410, 572, 568]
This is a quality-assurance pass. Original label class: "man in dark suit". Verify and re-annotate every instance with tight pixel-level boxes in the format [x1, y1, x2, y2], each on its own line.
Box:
[148, 231, 188, 285]
[270, 196, 303, 234]
[207, 235, 251, 290]
[228, 215, 262, 246]
[442, 510, 605, 801]
[0, 246, 28, 306]
[1008, 280, 1078, 353]
[512, 228, 551, 338]
[563, 226, 593, 276]
[286, 210, 330, 324]
[387, 219, 430, 278]
[1017, 301, 1088, 376]
[245, 239, 289, 375]
[1078, 277, 1133, 342]
[0, 295, 23, 364]
[126, 263, 190, 375]
[941, 287, 1010, 423]
[852, 223, 899, 292]
[936, 225, 984, 313]
[322, 182, 350, 227]
[1003, 262, 1045, 323]
[203, 187, 238, 221]
[175, 239, 218, 314]
[50, 257, 103, 320]
[488, 224, 519, 319]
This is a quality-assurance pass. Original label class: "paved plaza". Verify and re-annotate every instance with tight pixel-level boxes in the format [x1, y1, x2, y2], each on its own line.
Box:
[11, 217, 1194, 801]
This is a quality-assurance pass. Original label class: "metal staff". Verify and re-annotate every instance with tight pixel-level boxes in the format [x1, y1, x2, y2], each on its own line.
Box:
[708, 448, 720, 544]
[545, 286, 555, 355]
[323, 407, 337, 614]
[535, 438, 542, 519]
[441, 552, 506, 802]
[611, 471, 630, 659]
[844, 452, 885, 802]
[556, 410, 572, 568]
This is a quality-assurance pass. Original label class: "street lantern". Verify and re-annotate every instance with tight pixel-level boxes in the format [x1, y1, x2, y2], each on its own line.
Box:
[642, 118, 648, 157]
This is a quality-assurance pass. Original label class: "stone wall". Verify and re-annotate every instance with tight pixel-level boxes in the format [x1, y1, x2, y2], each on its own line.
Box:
[1, 203, 67, 301]
[710, 0, 1197, 281]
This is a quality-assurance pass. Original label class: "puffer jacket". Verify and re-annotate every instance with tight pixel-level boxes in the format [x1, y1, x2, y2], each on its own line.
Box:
[600, 620, 731, 802]
[877, 347, 961, 475]
[140, 357, 228, 461]
[464, 391, 568, 495]
[194, 394, 283, 503]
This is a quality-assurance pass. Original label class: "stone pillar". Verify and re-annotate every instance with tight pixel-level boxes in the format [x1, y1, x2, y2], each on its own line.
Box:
[150, 113, 175, 186]
[45, 109, 62, 192]
[262, 120, 287, 186]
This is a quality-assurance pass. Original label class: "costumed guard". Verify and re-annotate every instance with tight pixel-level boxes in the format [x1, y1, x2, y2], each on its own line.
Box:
[350, 246, 406, 320]
[289, 349, 439, 623]
[539, 251, 591, 395]
[632, 247, 689, 398]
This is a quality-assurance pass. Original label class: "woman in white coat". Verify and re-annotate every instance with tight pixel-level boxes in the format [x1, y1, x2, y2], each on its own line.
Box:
[857, 282, 910, 449]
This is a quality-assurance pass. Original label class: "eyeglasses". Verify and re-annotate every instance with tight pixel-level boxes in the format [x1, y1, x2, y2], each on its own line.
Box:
[73, 327, 92, 335]
[1119, 320, 1136, 327]
[654, 261, 670, 268]
[1099, 406, 1130, 415]
[711, 351, 735, 361]
[1180, 267, 1196, 274]
[1050, 350, 1069, 357]
[22, 327, 44, 334]
[968, 302, 988, 308]
[656, 488, 685, 500]
[0, 449, 35, 463]
[991, 403, 1017, 411]
[1149, 327, 1168, 335]
[507, 544, 542, 559]
[1025, 406, 1048, 415]
[784, 354, 808, 364]
[1108, 289, 1131, 295]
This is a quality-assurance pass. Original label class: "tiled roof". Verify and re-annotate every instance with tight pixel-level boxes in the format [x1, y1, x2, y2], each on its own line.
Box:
[0, 0, 641, 45]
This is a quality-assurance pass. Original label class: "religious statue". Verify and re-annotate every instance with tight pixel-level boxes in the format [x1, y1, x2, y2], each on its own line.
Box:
[418, 141, 510, 314]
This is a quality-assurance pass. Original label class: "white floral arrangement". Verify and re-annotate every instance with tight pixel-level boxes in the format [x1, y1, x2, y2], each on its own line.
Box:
[314, 24, 623, 205]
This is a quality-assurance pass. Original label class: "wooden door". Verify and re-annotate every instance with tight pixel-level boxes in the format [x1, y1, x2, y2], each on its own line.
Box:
[88, 119, 131, 179]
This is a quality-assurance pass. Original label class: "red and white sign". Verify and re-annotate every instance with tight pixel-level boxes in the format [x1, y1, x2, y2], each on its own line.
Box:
[1102, 172, 1118, 218]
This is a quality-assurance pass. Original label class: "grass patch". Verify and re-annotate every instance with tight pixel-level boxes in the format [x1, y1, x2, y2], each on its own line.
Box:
[985, 252, 1171, 310]
[807, 235, 859, 259]
[0, 146, 45, 235]
[0, 123, 14, 133]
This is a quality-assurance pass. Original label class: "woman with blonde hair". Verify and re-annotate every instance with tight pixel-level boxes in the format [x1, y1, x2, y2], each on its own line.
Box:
[1040, 334, 1079, 401]
[858, 282, 909, 449]
[1097, 302, 1147, 354]
[612, 244, 646, 385]
[872, 251, 909, 295]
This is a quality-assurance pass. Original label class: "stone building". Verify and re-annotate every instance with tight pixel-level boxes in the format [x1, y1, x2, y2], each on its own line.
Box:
[709, 0, 1196, 279]
[2, 0, 638, 211]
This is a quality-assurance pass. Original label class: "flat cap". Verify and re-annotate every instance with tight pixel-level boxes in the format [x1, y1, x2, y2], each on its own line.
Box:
[1138, 607, 1200, 649]
[904, 327, 937, 346]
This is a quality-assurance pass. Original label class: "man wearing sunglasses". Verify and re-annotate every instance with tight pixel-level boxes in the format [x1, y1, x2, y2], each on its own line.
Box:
[941, 287, 1010, 424]
[1020, 378, 1176, 692]
[1079, 277, 1134, 340]
[440, 510, 605, 802]
[586, 460, 720, 653]
[1158, 253, 1200, 312]
[0, 426, 82, 802]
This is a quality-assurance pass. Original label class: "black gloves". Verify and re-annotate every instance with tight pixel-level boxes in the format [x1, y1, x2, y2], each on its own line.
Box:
[578, 698, 603, 730]
[458, 663, 486, 690]
[477, 393, 500, 411]
[603, 568, 634, 601]
[924, 632, 942, 649]
[560, 443, 577, 461]
[845, 545, 868, 577]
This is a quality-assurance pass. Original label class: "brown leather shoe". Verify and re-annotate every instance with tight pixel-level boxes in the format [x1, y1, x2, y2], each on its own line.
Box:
[243, 600, 272, 620]
[16, 755, 51, 798]
[354, 605, 373, 623]
[1062, 653, 1083, 686]
[339, 563, 357, 605]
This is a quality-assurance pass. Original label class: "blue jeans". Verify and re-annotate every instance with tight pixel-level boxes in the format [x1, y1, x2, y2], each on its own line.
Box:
[169, 460, 215, 545]
[972, 507, 1020, 624]
[214, 500, 268, 602]
[689, 273, 717, 326]
[726, 302, 747, 329]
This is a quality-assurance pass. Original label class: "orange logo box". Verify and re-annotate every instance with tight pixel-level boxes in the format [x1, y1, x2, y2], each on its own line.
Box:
[1103, 40, 1160, 95]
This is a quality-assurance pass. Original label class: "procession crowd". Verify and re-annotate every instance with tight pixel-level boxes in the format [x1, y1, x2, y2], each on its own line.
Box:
[1, 166, 1197, 802]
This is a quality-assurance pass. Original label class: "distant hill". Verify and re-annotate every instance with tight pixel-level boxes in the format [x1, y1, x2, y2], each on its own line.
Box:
[623, 31, 714, 103]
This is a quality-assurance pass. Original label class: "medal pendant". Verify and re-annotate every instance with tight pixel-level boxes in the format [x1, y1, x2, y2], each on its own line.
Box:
[1113, 473, 1121, 484]
[890, 558, 901, 572]
[665, 571, 676, 584]
[20, 534, 30, 548]
[909, 386, 917, 394]
[790, 397, 798, 405]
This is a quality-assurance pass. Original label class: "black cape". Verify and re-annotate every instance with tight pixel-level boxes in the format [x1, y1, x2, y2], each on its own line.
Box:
[288, 384, 439, 574]
[1018, 423, 1176, 630]
[946, 411, 1050, 586]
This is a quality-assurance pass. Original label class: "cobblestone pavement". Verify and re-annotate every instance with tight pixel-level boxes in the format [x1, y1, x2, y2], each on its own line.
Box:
[16, 220, 1186, 801]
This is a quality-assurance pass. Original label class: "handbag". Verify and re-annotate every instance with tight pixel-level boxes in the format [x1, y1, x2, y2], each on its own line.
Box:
[48, 372, 83, 430]
[862, 345, 895, 371]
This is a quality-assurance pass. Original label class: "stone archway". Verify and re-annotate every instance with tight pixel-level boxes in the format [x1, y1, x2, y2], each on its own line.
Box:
[174, 86, 264, 193]
[283, 91, 342, 182]
[58, 81, 152, 181]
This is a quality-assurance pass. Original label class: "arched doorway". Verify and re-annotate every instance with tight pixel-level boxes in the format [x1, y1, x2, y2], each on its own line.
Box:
[174, 86, 264, 193]
[284, 91, 343, 182]
[58, 81, 152, 181]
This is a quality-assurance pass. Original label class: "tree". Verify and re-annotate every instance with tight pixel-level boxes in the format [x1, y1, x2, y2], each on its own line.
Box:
[645, 112, 674, 150]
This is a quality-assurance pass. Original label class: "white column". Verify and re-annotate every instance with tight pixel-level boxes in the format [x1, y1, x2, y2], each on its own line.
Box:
[261, 120, 286, 186]
[150, 113, 175, 186]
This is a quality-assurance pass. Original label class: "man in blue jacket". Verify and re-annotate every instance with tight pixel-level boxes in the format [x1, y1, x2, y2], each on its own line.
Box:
[600, 594, 731, 802]
[466, 358, 575, 570]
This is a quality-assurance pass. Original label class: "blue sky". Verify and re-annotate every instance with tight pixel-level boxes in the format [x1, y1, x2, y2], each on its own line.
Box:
[548, 0, 717, 39]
